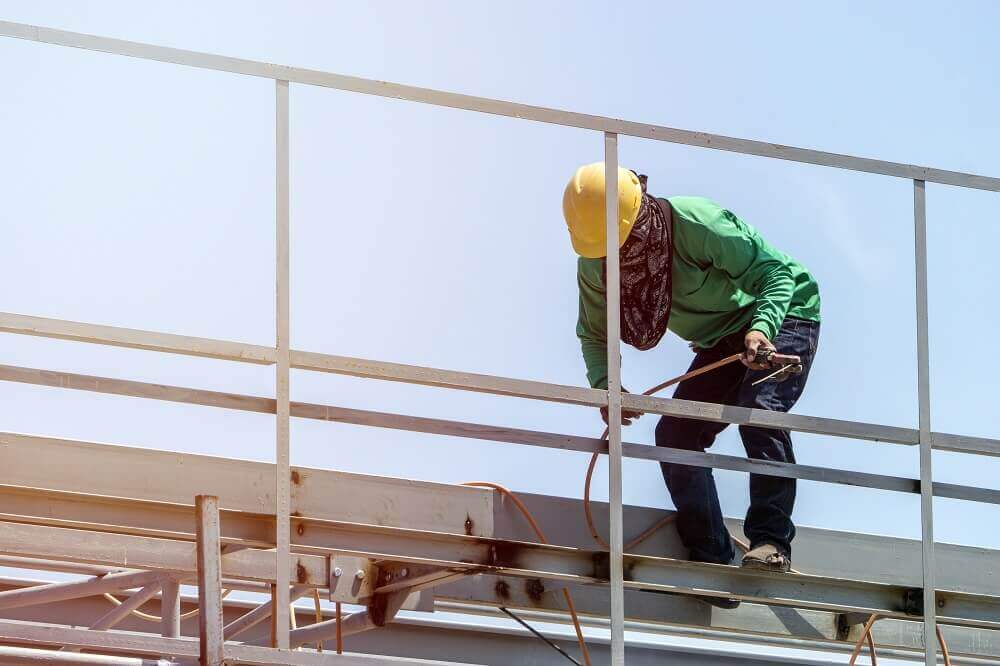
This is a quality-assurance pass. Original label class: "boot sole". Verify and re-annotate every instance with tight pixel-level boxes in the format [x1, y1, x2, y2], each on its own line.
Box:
[741, 557, 791, 573]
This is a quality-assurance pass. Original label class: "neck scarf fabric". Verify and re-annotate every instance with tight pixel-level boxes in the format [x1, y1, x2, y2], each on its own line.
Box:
[604, 189, 674, 351]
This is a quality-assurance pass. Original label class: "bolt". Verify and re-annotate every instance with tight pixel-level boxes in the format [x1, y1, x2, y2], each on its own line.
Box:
[400, 568, 409, 578]
[937, 599, 945, 608]
[333, 567, 343, 578]
[355, 570, 366, 581]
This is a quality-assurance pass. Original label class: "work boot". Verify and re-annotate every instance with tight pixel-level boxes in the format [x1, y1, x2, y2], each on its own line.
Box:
[741, 543, 791, 573]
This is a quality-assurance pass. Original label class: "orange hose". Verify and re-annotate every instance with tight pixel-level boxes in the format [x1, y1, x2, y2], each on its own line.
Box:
[582, 354, 743, 551]
[578, 352, 948, 666]
[463, 482, 591, 666]
[848, 615, 879, 665]
[937, 624, 952, 666]
[479, 351, 947, 666]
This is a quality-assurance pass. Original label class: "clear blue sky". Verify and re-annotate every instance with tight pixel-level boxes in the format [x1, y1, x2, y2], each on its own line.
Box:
[2, 0, 998, 585]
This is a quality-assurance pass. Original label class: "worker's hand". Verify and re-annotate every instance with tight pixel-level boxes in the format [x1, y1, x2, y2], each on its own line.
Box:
[743, 330, 776, 370]
[600, 387, 643, 426]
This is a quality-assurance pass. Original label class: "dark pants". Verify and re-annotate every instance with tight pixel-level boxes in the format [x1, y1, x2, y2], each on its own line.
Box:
[655, 318, 820, 564]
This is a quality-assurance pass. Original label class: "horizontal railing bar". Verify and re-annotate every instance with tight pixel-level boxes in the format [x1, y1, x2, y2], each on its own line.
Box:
[290, 350, 605, 406]
[0, 312, 275, 364]
[623, 393, 919, 445]
[3, 315, 996, 456]
[5, 364, 1000, 505]
[929, 431, 1000, 457]
[2, 21, 1000, 192]
[289, 352, 995, 455]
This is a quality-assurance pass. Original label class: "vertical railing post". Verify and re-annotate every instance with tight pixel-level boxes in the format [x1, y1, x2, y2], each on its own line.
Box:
[196, 495, 224, 666]
[275, 78, 292, 648]
[913, 179, 937, 665]
[603, 132, 625, 666]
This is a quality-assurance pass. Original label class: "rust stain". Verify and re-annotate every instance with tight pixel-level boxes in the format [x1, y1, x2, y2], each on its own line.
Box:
[525, 578, 545, 604]
[494, 579, 511, 600]
[290, 470, 301, 485]
[296, 561, 308, 584]
[483, 539, 520, 569]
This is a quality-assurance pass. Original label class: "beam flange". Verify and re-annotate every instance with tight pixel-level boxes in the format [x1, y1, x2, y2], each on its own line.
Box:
[0, 430, 493, 537]
[0, 520, 327, 585]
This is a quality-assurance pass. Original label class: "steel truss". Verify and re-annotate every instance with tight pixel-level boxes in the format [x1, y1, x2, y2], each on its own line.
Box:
[2, 18, 1000, 665]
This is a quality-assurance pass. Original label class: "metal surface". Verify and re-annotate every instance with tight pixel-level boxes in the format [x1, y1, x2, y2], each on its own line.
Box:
[195, 496, 224, 665]
[3, 573, 1000, 664]
[0, 431, 493, 536]
[3, 17, 1000, 666]
[88, 582, 163, 631]
[291, 349, 604, 407]
[0, 520, 327, 585]
[497, 607, 581, 665]
[0, 619, 479, 665]
[2, 20, 1000, 191]
[160, 578, 180, 638]
[603, 132, 625, 666]
[223, 586, 310, 640]
[306, 520, 1000, 630]
[275, 76, 292, 650]
[8, 478, 1000, 655]
[0, 571, 160, 612]
[6, 339, 1000, 458]
[0, 312, 274, 364]
[913, 179, 937, 665]
[5, 367, 1000, 504]
[0, 645, 180, 665]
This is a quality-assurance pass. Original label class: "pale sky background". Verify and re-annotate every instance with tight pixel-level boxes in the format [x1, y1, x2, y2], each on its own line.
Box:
[1, 2, 999, 652]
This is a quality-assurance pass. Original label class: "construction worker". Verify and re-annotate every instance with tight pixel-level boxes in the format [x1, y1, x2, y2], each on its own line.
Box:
[564, 163, 820, 579]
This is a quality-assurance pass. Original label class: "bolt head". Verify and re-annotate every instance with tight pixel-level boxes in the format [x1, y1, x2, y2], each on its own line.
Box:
[333, 567, 343, 578]
[400, 567, 409, 577]
[355, 569, 366, 580]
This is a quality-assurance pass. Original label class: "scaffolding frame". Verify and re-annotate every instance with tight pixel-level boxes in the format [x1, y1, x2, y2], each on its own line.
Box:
[3, 19, 1000, 665]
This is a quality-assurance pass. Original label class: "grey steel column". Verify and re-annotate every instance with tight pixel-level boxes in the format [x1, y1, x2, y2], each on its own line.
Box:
[604, 132, 625, 666]
[913, 179, 937, 665]
[275, 78, 292, 647]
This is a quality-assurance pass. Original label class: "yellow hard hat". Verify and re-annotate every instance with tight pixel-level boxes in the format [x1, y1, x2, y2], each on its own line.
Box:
[562, 162, 642, 258]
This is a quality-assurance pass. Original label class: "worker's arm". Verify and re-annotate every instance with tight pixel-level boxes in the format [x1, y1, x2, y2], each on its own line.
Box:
[576, 258, 609, 390]
[690, 208, 796, 343]
[576, 259, 641, 424]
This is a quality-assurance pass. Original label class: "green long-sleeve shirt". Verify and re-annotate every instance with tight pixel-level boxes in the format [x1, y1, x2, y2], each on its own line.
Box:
[577, 196, 820, 389]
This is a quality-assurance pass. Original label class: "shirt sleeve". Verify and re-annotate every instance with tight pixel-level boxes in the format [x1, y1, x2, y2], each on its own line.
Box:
[575, 258, 610, 389]
[698, 209, 795, 341]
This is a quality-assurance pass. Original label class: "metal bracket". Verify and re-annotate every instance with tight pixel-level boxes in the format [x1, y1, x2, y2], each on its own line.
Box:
[329, 555, 377, 604]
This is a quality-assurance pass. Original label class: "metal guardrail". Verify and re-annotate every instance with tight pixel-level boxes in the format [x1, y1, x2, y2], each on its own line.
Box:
[3, 19, 999, 666]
